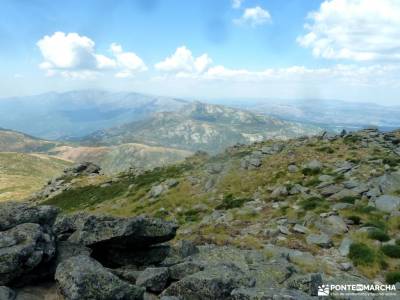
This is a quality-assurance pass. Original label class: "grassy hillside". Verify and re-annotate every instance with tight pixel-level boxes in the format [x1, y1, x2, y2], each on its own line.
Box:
[0, 128, 57, 152]
[51, 143, 192, 174]
[37, 128, 400, 283]
[0, 152, 71, 201]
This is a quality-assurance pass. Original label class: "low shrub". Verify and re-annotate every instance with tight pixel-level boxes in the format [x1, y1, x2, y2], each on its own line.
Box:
[340, 196, 358, 204]
[299, 197, 325, 210]
[302, 168, 321, 176]
[381, 245, 400, 258]
[368, 229, 390, 242]
[386, 272, 400, 284]
[347, 215, 361, 225]
[363, 219, 387, 231]
[216, 194, 252, 210]
[348, 243, 375, 266]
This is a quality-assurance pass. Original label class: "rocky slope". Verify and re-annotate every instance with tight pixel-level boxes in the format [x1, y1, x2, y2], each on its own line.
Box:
[79, 102, 320, 153]
[26, 128, 400, 298]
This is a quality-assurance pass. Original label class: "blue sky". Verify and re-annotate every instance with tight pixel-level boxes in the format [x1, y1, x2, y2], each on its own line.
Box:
[1, 0, 400, 104]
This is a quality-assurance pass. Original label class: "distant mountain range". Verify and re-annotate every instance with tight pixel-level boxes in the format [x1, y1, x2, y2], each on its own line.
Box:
[210, 98, 400, 132]
[0, 92, 321, 174]
[0, 90, 187, 139]
[78, 101, 320, 153]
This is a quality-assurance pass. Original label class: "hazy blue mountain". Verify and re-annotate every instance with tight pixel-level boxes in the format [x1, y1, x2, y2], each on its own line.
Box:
[0, 90, 188, 139]
[79, 102, 321, 153]
[207, 98, 400, 132]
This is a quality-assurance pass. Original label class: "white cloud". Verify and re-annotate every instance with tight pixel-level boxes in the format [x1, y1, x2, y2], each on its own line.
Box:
[232, 0, 244, 9]
[234, 6, 271, 27]
[155, 46, 212, 75]
[110, 43, 148, 78]
[298, 0, 400, 61]
[37, 32, 147, 79]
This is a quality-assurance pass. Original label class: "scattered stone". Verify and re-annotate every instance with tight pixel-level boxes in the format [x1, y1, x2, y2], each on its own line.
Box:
[288, 164, 298, 173]
[375, 195, 400, 213]
[325, 215, 348, 234]
[63, 162, 101, 177]
[320, 184, 343, 197]
[55, 255, 144, 300]
[303, 160, 322, 171]
[339, 262, 352, 271]
[149, 184, 166, 198]
[168, 262, 203, 281]
[67, 215, 177, 248]
[0, 223, 56, 285]
[292, 224, 309, 234]
[278, 225, 290, 235]
[0, 202, 59, 231]
[136, 267, 170, 293]
[306, 233, 332, 248]
[175, 240, 199, 258]
[319, 175, 333, 182]
[271, 186, 288, 198]
[162, 264, 251, 300]
[0, 286, 15, 300]
[339, 237, 352, 256]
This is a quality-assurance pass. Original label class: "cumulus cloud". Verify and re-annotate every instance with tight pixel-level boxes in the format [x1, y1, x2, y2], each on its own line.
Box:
[232, 0, 244, 9]
[234, 6, 271, 27]
[37, 32, 147, 79]
[297, 0, 400, 61]
[154, 46, 400, 90]
[155, 46, 212, 75]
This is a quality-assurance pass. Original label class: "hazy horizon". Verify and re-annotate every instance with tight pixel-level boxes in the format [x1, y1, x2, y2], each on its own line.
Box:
[1, 0, 400, 104]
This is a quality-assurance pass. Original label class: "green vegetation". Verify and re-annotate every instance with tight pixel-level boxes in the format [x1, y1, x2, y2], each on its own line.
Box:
[299, 197, 326, 211]
[216, 194, 252, 210]
[383, 157, 400, 167]
[317, 146, 335, 154]
[302, 168, 321, 176]
[368, 229, 390, 242]
[349, 243, 376, 266]
[381, 245, 400, 258]
[386, 272, 400, 284]
[340, 196, 358, 204]
[348, 215, 361, 225]
[344, 135, 362, 144]
[363, 219, 387, 231]
[44, 183, 127, 211]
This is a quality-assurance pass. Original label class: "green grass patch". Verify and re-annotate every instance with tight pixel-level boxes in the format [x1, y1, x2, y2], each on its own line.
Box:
[44, 182, 127, 211]
[302, 168, 321, 176]
[216, 194, 252, 210]
[386, 272, 400, 284]
[347, 215, 361, 225]
[368, 229, 390, 242]
[381, 245, 400, 258]
[383, 157, 400, 167]
[363, 219, 387, 231]
[317, 146, 335, 154]
[339, 196, 358, 204]
[299, 197, 326, 211]
[348, 243, 376, 266]
[344, 135, 362, 144]
[304, 178, 322, 187]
